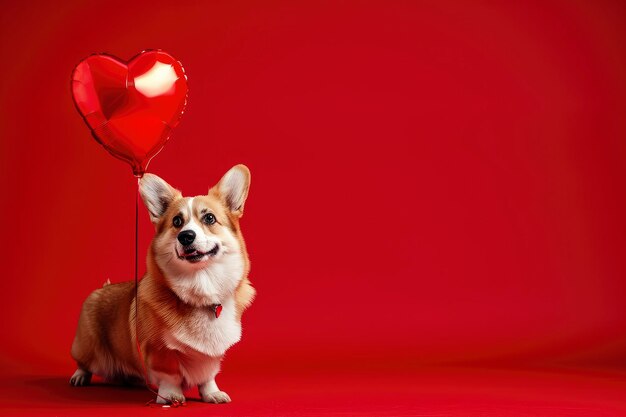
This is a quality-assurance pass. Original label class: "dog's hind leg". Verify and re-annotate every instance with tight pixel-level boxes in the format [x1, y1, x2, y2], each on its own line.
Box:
[69, 368, 92, 386]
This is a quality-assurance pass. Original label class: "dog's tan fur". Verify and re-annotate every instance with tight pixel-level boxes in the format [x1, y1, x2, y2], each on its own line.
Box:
[70, 165, 255, 404]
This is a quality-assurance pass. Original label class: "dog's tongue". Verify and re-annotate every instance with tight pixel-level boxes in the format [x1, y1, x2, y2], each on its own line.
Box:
[184, 250, 200, 257]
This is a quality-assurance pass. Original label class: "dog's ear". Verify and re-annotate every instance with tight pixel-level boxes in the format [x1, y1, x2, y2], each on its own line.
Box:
[215, 164, 251, 217]
[139, 174, 181, 224]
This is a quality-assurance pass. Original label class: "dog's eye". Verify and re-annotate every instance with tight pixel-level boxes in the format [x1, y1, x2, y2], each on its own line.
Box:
[202, 213, 216, 225]
[172, 215, 183, 228]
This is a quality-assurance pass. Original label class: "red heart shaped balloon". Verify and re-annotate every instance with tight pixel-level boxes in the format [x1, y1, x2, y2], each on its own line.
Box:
[71, 50, 188, 177]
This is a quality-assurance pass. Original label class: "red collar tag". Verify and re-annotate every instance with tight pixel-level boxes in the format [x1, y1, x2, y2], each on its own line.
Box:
[211, 304, 223, 318]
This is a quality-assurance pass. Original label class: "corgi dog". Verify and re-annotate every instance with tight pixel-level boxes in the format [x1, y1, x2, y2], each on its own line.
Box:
[70, 165, 256, 405]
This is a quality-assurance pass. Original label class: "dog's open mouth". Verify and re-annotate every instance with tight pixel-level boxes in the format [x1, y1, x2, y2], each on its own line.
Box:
[176, 244, 219, 263]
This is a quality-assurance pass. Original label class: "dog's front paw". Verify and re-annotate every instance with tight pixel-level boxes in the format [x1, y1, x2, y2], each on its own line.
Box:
[201, 390, 231, 404]
[69, 369, 92, 387]
[156, 381, 186, 405]
[156, 392, 186, 405]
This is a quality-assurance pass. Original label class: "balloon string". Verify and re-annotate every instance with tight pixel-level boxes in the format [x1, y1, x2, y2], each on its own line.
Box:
[133, 177, 183, 408]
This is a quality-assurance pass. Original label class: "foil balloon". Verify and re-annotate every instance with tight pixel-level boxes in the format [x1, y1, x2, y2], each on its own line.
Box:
[71, 50, 188, 177]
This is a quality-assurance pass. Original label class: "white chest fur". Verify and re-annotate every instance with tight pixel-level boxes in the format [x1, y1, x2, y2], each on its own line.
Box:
[163, 296, 242, 358]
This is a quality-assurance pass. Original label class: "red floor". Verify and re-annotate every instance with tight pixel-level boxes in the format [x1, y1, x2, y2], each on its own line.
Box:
[2, 367, 626, 416]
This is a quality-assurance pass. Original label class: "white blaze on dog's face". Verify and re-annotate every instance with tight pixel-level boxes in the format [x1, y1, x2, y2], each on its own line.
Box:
[139, 165, 251, 306]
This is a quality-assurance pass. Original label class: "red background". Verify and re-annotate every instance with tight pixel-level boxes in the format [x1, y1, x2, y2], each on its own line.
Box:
[2, 1, 626, 415]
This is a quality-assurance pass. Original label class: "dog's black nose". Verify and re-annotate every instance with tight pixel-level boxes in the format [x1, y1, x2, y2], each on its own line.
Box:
[177, 230, 196, 246]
